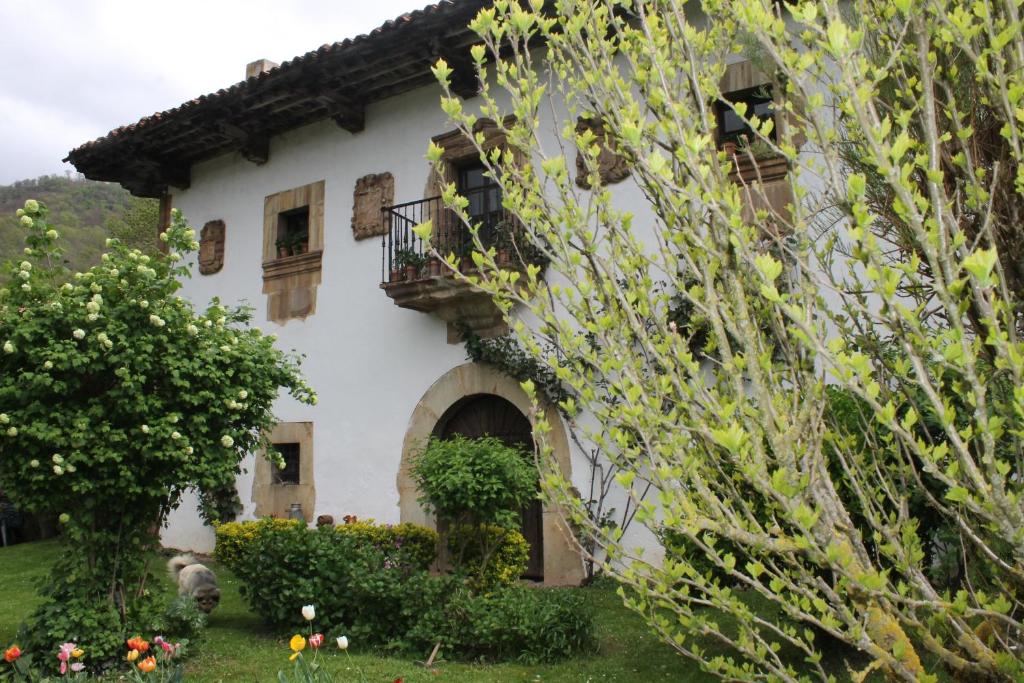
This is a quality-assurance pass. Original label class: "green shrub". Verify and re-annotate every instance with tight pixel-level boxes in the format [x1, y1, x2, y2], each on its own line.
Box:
[214, 518, 438, 575]
[411, 435, 536, 530]
[227, 521, 437, 645]
[0, 203, 314, 671]
[408, 585, 597, 663]
[213, 518, 302, 571]
[447, 523, 528, 589]
[412, 435, 536, 591]
[333, 520, 437, 570]
[226, 520, 594, 662]
[148, 596, 208, 641]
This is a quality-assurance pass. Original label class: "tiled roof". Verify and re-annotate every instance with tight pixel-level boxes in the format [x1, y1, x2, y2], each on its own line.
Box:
[65, 0, 489, 197]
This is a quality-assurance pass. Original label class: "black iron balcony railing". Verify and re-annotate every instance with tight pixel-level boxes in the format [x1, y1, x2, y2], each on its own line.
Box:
[380, 189, 517, 284]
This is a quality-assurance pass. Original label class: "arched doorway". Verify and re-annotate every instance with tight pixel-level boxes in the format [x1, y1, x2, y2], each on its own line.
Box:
[396, 362, 584, 586]
[435, 394, 544, 580]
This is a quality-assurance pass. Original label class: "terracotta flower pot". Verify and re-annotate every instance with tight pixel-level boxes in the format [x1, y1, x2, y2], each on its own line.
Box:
[427, 258, 442, 276]
[405, 264, 419, 281]
[390, 268, 403, 283]
[277, 246, 290, 259]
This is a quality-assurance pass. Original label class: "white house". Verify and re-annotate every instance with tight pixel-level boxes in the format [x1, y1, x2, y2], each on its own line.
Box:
[66, 0, 793, 585]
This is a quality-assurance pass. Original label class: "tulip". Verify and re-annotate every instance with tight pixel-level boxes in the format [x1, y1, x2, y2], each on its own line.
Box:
[301, 605, 315, 621]
[309, 633, 324, 649]
[57, 642, 76, 675]
[126, 636, 150, 653]
[137, 656, 156, 673]
[71, 648, 84, 659]
[336, 636, 348, 651]
[126, 650, 140, 662]
[288, 634, 305, 661]
[71, 663, 84, 673]
[3, 645, 21, 663]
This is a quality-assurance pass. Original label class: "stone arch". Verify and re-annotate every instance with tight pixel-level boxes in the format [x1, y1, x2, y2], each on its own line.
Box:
[397, 362, 584, 586]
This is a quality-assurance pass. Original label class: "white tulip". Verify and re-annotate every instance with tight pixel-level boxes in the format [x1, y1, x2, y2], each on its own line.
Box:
[301, 605, 316, 621]
[336, 636, 348, 651]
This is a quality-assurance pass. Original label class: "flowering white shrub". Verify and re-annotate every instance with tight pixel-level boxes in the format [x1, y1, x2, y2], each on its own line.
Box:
[0, 200, 316, 668]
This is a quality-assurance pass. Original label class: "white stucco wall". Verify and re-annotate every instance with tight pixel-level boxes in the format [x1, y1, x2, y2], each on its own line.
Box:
[157, 47, 809, 571]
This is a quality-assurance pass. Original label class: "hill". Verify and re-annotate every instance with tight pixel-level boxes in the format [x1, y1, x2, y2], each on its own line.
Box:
[0, 174, 158, 274]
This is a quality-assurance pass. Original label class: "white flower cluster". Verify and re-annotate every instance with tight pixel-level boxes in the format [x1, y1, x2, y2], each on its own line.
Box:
[149, 315, 165, 327]
[220, 435, 234, 448]
[72, 329, 85, 340]
[186, 324, 199, 336]
[3, 341, 13, 354]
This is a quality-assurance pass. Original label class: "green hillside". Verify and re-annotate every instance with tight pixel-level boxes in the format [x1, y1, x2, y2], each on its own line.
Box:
[0, 174, 158, 274]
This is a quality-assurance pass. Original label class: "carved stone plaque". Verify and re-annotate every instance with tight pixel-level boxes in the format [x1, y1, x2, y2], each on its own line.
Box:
[351, 172, 394, 240]
[575, 117, 630, 190]
[198, 219, 225, 275]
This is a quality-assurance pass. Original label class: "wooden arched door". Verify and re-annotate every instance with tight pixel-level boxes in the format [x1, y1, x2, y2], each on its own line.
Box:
[436, 394, 544, 580]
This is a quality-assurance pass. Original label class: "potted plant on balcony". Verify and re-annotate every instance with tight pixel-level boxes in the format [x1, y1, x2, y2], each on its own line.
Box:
[394, 248, 426, 282]
[290, 230, 309, 256]
[493, 221, 515, 267]
[455, 242, 476, 274]
[276, 238, 290, 259]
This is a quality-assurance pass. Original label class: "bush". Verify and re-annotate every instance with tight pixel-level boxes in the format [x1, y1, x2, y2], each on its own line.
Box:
[407, 585, 597, 663]
[411, 435, 536, 530]
[0, 203, 314, 670]
[334, 520, 437, 571]
[447, 523, 528, 589]
[147, 596, 208, 641]
[224, 520, 594, 662]
[412, 435, 536, 592]
[214, 518, 302, 571]
[214, 518, 438, 575]
[225, 520, 437, 645]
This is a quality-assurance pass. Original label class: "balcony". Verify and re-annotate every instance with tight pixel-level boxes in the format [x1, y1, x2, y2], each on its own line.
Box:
[379, 192, 533, 339]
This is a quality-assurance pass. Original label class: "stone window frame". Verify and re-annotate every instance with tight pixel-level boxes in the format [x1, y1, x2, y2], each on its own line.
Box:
[427, 116, 519, 199]
[261, 180, 325, 323]
[252, 422, 315, 522]
[262, 180, 324, 263]
[717, 60, 801, 232]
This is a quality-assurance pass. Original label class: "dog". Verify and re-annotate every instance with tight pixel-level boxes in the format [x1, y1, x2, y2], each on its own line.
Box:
[168, 554, 221, 614]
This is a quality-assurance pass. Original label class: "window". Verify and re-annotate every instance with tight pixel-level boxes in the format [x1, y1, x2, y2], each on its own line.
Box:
[272, 442, 301, 485]
[276, 207, 310, 257]
[252, 421, 315, 521]
[262, 181, 324, 323]
[458, 164, 503, 229]
[715, 85, 775, 147]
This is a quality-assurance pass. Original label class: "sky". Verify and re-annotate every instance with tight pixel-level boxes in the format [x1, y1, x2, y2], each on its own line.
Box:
[0, 0, 427, 185]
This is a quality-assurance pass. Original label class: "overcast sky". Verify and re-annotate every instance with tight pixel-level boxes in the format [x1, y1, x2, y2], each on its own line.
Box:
[0, 0, 426, 185]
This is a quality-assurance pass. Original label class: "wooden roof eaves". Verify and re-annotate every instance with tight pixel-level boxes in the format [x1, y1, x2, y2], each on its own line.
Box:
[65, 0, 491, 197]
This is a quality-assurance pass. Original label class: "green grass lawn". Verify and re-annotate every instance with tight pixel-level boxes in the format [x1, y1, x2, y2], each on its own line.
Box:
[0, 539, 700, 682]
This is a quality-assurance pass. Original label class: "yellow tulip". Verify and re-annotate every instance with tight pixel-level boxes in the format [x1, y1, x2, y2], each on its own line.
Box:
[71, 649, 84, 659]
[126, 650, 139, 662]
[288, 634, 305, 661]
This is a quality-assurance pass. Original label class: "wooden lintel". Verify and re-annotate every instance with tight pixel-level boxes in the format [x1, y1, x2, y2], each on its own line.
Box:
[215, 121, 269, 165]
[315, 95, 365, 133]
[240, 135, 270, 165]
[442, 55, 479, 99]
